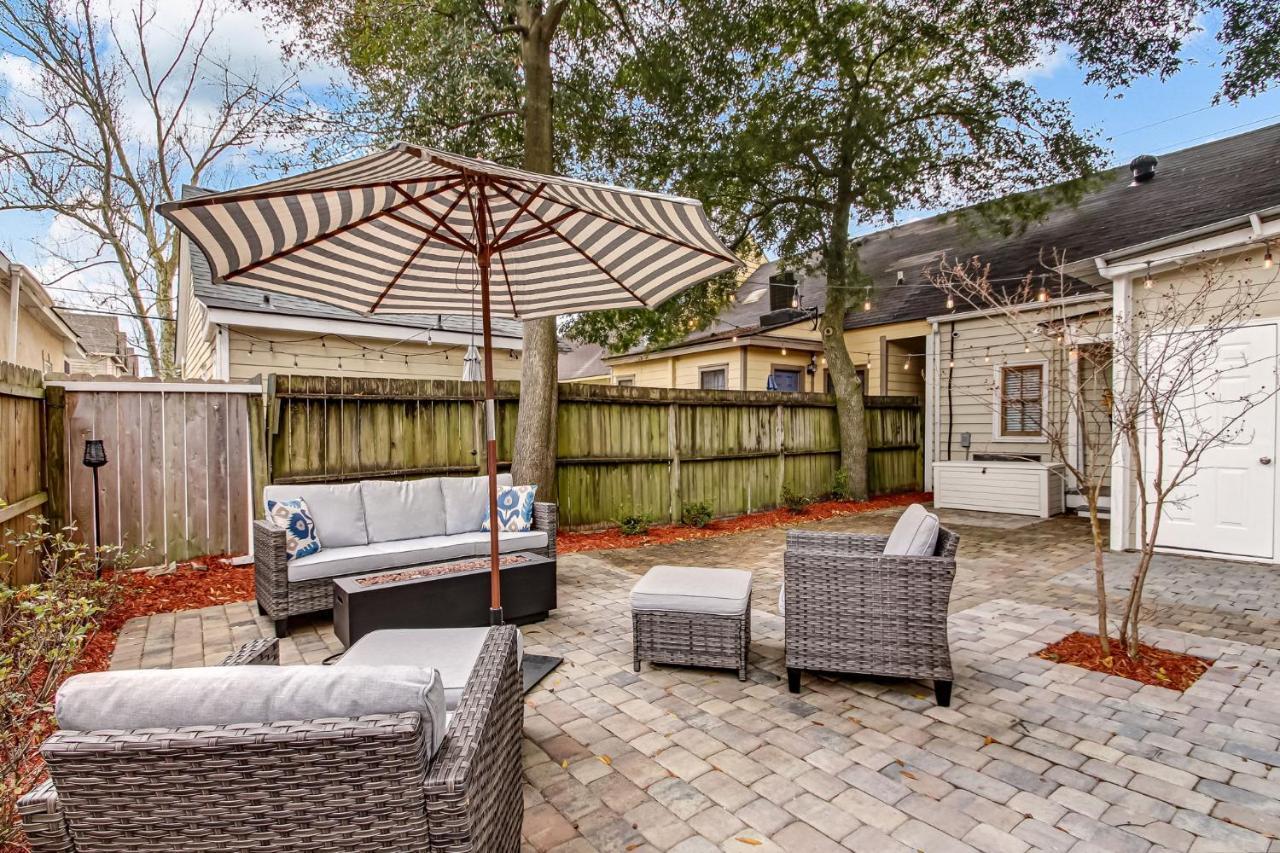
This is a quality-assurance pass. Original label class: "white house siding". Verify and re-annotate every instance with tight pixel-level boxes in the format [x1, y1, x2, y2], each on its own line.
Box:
[226, 328, 524, 382]
[178, 240, 216, 380]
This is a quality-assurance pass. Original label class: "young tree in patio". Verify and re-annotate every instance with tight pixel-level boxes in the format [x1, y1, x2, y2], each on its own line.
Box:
[933, 254, 1278, 656]
[0, 0, 301, 376]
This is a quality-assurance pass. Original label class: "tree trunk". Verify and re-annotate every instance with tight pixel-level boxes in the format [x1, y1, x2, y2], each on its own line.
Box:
[1086, 502, 1111, 655]
[510, 18, 559, 496]
[822, 197, 868, 501]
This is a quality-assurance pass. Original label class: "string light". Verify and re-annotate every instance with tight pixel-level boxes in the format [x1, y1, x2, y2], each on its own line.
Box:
[903, 356, 910, 371]
[1144, 262, 1153, 289]
[791, 294, 799, 308]
[948, 357, 955, 368]
[1266, 243, 1274, 270]
[984, 349, 990, 363]
[863, 299, 871, 311]
[946, 294, 955, 310]
[1024, 342, 1030, 353]
[781, 347, 787, 356]
[731, 334, 738, 342]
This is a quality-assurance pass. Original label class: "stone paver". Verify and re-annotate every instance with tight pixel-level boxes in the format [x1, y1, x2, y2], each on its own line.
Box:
[114, 507, 1280, 852]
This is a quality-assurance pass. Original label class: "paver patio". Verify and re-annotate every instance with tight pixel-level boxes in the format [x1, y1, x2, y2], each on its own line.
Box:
[110, 508, 1280, 852]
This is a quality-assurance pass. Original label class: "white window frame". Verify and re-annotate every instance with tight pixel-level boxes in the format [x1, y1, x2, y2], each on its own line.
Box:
[992, 359, 1049, 443]
[698, 363, 729, 390]
[614, 374, 636, 387]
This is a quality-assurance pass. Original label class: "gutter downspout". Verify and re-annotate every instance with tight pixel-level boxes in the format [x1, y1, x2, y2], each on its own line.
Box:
[8, 265, 20, 364]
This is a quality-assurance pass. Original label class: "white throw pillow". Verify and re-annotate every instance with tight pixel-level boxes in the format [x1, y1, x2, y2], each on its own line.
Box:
[883, 504, 940, 556]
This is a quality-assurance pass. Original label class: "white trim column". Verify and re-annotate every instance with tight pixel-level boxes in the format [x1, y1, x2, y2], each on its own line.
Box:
[1110, 273, 1133, 552]
[7, 265, 20, 363]
[925, 322, 938, 492]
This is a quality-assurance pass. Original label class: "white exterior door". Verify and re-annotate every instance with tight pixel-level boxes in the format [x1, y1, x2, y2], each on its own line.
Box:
[1145, 323, 1277, 559]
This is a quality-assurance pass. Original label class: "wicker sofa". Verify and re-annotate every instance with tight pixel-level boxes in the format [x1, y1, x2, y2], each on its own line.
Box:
[782, 521, 960, 706]
[18, 627, 524, 853]
[255, 474, 558, 637]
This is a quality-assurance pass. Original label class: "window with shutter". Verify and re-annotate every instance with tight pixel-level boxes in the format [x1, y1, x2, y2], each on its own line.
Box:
[1000, 364, 1043, 437]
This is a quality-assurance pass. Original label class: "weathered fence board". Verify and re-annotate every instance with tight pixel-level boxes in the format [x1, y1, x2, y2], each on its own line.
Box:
[266, 377, 923, 530]
[0, 362, 46, 583]
[45, 378, 261, 566]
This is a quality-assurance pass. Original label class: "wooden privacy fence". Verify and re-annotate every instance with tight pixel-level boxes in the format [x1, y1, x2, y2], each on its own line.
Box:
[45, 377, 262, 567]
[0, 362, 49, 583]
[266, 376, 923, 529]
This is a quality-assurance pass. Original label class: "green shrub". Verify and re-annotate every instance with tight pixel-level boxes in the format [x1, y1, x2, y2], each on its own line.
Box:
[781, 486, 811, 514]
[832, 469, 854, 501]
[681, 501, 713, 528]
[1, 519, 127, 847]
[617, 510, 655, 536]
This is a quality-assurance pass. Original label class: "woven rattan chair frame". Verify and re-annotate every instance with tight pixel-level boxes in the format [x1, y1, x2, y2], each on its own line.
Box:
[632, 592, 752, 681]
[783, 527, 959, 706]
[255, 500, 558, 637]
[17, 629, 523, 853]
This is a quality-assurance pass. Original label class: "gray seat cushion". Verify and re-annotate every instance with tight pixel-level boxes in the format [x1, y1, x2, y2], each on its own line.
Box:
[451, 529, 548, 556]
[630, 565, 753, 615]
[336, 627, 523, 711]
[56, 664, 447, 755]
[360, 477, 447, 542]
[440, 473, 513, 534]
[287, 543, 399, 582]
[264, 482, 369, 548]
[883, 504, 940, 556]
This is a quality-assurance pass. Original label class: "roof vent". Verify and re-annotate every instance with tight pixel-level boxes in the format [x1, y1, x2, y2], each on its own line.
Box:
[1129, 154, 1158, 185]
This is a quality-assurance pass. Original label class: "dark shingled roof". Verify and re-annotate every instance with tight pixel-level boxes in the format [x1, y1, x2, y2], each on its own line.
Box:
[181, 186, 524, 340]
[657, 122, 1280, 352]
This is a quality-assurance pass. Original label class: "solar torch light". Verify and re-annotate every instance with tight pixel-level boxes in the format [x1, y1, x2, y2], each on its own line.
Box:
[82, 439, 108, 576]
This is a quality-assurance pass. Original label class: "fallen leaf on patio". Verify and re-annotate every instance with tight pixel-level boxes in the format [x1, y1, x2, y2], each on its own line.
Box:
[561, 760, 569, 769]
[811, 721, 824, 726]
[735, 838, 762, 845]
[900, 770, 917, 780]
[983, 736, 996, 747]
[599, 755, 612, 765]
[893, 759, 905, 766]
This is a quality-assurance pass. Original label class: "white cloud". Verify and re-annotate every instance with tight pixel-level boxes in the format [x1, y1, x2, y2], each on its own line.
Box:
[1008, 43, 1068, 82]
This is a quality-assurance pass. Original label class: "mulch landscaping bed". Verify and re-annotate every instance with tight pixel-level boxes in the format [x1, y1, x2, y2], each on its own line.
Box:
[558, 491, 932, 553]
[1036, 631, 1211, 691]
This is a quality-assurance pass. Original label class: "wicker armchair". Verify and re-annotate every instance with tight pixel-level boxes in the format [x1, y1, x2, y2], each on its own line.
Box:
[783, 526, 960, 706]
[255, 500, 558, 637]
[18, 628, 524, 853]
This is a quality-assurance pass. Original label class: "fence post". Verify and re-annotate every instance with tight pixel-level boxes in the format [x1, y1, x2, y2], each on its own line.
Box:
[774, 403, 785, 505]
[248, 377, 269, 519]
[668, 402, 680, 523]
[44, 383, 67, 530]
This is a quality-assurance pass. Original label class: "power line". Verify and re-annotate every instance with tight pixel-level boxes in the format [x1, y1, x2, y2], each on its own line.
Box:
[53, 304, 175, 322]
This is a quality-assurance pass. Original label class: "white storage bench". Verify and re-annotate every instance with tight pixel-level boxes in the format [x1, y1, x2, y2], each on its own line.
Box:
[932, 460, 1065, 518]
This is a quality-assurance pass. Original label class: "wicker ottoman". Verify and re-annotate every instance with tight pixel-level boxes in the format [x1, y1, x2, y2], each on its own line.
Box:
[631, 565, 752, 681]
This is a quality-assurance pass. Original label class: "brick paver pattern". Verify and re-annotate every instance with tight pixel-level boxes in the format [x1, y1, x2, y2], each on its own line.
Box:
[111, 508, 1280, 852]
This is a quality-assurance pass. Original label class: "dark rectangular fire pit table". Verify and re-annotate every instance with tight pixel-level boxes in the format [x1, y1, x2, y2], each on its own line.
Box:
[333, 551, 557, 647]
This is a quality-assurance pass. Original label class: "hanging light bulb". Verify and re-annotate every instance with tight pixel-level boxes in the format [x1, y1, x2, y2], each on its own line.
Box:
[903, 356, 910, 371]
[863, 299, 871, 311]
[791, 294, 799, 308]
[781, 347, 787, 356]
[984, 350, 990, 364]
[1037, 286, 1049, 302]
[1024, 342, 1030, 353]
[948, 357, 955, 369]
[1266, 244, 1274, 269]
[1144, 262, 1153, 289]
[731, 334, 739, 343]
[946, 295, 955, 310]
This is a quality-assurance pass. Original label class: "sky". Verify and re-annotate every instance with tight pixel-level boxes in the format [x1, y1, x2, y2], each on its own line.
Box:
[2, 4, 1280, 351]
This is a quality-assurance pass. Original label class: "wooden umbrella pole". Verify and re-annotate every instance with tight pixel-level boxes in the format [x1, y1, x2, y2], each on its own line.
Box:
[476, 177, 503, 625]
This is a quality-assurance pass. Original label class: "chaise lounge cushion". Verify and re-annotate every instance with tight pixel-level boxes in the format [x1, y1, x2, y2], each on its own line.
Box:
[883, 503, 940, 557]
[440, 473, 513, 535]
[264, 482, 369, 548]
[360, 477, 447, 542]
[631, 565, 753, 616]
[55, 664, 448, 754]
[336, 627, 523, 711]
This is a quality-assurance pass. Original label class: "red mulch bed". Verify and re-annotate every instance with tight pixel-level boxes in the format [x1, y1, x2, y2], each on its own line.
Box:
[558, 491, 932, 553]
[1036, 631, 1211, 691]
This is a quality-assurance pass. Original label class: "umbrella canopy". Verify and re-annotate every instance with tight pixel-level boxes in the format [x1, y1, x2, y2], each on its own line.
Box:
[159, 144, 738, 624]
[158, 143, 738, 320]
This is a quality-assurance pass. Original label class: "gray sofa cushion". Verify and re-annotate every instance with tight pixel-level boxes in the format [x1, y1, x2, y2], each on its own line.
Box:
[360, 478, 447, 542]
[440, 474, 512, 535]
[56, 664, 447, 755]
[264, 482, 369, 548]
[451, 529, 548, 556]
[630, 565, 753, 615]
[337, 627, 523, 711]
[287, 543, 397, 583]
[883, 504, 940, 557]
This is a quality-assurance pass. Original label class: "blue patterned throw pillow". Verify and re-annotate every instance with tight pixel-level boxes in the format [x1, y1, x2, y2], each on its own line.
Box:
[483, 485, 537, 532]
[266, 498, 322, 560]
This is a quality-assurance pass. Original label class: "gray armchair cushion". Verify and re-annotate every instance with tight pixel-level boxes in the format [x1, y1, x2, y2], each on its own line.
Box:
[55, 664, 447, 755]
[360, 477, 447, 542]
[883, 504, 940, 556]
[337, 627, 523, 711]
[264, 482, 369, 548]
[440, 473, 513, 534]
[630, 565, 752, 615]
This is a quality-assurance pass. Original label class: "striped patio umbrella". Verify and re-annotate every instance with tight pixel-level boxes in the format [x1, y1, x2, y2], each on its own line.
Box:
[159, 143, 739, 623]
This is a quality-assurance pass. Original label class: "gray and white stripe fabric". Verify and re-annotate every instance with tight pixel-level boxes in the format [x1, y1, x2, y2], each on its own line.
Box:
[158, 144, 739, 319]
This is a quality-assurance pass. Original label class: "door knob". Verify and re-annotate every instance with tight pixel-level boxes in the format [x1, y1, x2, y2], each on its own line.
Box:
[1262, 457, 1273, 465]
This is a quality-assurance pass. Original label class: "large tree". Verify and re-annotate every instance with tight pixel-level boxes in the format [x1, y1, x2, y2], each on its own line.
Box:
[253, 0, 641, 496]
[0, 0, 299, 375]
[572, 0, 1104, 500]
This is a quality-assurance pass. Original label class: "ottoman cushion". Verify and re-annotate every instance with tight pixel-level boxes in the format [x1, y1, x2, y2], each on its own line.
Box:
[631, 565, 752, 616]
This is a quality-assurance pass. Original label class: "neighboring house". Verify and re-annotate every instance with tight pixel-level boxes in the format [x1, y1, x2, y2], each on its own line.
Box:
[62, 311, 141, 376]
[0, 254, 85, 374]
[927, 122, 1280, 566]
[558, 342, 612, 384]
[175, 186, 524, 382]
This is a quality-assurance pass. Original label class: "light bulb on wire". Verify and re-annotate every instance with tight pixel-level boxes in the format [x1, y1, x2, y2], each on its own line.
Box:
[863, 299, 871, 311]
[1266, 244, 1274, 270]
[1144, 262, 1153, 289]
[946, 295, 955, 310]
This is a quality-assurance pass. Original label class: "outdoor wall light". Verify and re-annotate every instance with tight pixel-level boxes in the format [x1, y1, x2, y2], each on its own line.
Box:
[83, 439, 107, 576]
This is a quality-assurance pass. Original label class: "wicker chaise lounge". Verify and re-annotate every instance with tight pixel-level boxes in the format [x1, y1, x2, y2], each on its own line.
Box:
[782, 515, 959, 706]
[18, 628, 523, 853]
